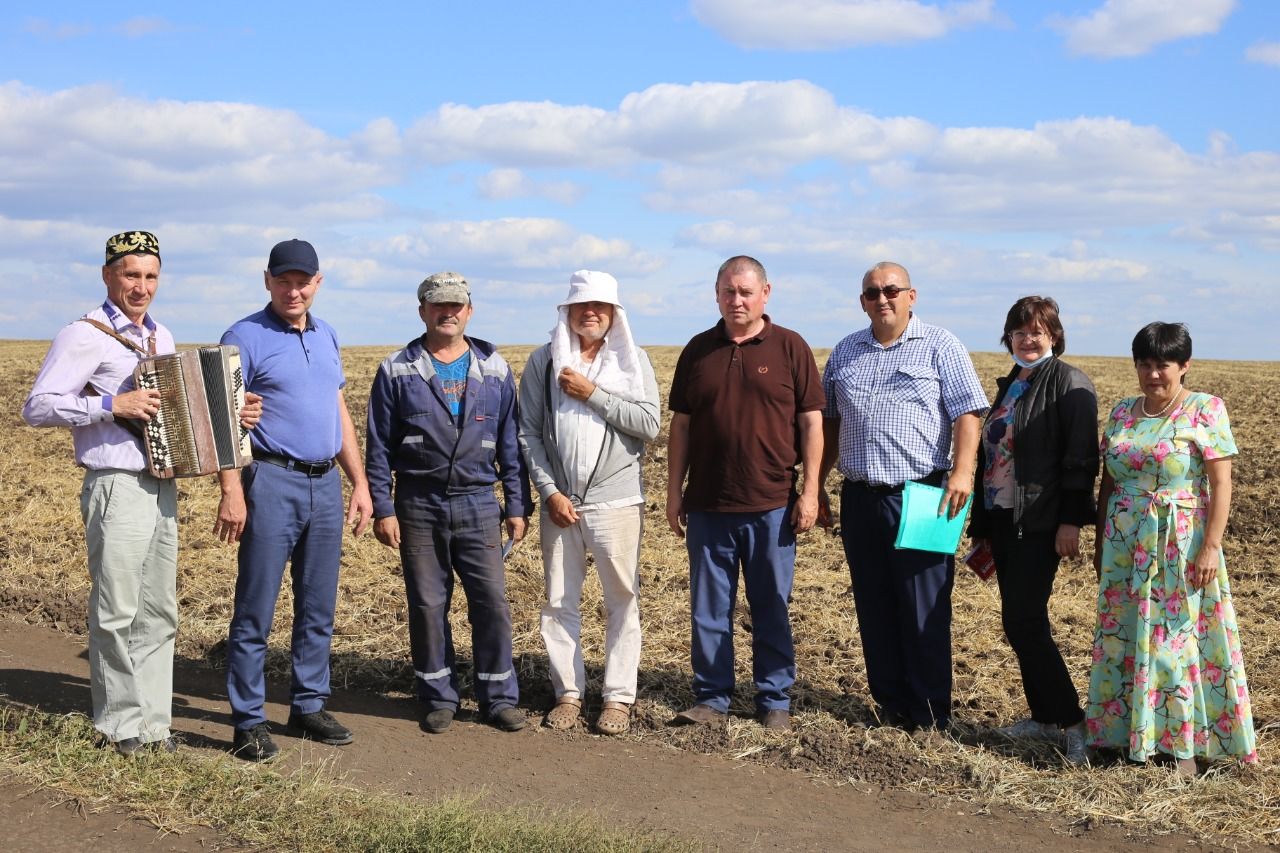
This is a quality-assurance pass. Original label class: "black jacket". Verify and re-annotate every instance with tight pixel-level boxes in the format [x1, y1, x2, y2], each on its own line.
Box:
[969, 357, 1099, 537]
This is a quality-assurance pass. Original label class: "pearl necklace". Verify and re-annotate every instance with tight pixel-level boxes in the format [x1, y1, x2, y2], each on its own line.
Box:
[1140, 387, 1183, 418]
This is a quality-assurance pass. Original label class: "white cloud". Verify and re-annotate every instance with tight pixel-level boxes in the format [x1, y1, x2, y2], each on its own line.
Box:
[1245, 40, 1280, 66]
[387, 218, 663, 274]
[115, 17, 176, 38]
[0, 83, 399, 222]
[1048, 0, 1236, 58]
[23, 18, 93, 40]
[868, 120, 1280, 234]
[476, 168, 584, 204]
[406, 80, 934, 170]
[1001, 250, 1149, 283]
[691, 0, 996, 49]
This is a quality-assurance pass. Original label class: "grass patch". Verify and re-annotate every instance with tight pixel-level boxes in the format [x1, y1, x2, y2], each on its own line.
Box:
[3, 343, 1276, 845]
[0, 703, 696, 853]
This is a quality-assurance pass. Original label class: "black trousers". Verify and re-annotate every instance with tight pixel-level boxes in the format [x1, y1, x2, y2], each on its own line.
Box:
[841, 479, 954, 729]
[988, 509, 1084, 727]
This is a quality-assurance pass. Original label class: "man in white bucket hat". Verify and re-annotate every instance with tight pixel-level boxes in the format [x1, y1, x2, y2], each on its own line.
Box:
[518, 269, 661, 735]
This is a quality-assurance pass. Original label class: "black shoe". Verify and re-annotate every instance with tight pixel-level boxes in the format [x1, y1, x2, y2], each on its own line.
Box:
[233, 723, 279, 762]
[489, 707, 527, 732]
[287, 710, 353, 746]
[113, 736, 145, 757]
[420, 708, 454, 734]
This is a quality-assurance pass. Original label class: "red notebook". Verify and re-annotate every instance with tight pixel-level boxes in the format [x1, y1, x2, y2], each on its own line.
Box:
[964, 541, 996, 581]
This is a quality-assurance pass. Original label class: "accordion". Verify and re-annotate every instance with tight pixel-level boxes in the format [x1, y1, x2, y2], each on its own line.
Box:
[133, 345, 253, 479]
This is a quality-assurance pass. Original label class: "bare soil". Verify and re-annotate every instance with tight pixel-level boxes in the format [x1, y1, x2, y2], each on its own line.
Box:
[0, 618, 1205, 853]
[2, 341, 1275, 849]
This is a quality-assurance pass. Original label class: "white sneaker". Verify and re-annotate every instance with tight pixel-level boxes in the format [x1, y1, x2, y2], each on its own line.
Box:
[1061, 723, 1088, 766]
[995, 718, 1056, 740]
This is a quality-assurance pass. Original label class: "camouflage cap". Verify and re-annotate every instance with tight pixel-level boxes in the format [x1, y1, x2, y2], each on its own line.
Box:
[417, 271, 471, 304]
[105, 231, 160, 266]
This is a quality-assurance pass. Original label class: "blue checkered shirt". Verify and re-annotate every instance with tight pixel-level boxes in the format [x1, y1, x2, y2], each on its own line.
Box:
[822, 314, 988, 487]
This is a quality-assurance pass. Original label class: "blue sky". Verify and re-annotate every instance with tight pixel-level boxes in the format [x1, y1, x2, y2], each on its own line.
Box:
[2, 1, 1277, 358]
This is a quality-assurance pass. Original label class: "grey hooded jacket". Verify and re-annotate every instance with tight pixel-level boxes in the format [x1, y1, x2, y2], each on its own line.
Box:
[517, 343, 661, 506]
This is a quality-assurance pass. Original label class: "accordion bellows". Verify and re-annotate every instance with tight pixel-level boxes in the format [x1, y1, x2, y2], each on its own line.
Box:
[134, 345, 252, 478]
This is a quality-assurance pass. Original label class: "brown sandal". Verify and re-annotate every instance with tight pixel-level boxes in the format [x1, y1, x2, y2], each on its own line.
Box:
[544, 696, 582, 730]
[595, 701, 631, 736]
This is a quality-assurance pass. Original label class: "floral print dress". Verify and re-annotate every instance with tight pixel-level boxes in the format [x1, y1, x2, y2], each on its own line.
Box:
[1086, 392, 1256, 762]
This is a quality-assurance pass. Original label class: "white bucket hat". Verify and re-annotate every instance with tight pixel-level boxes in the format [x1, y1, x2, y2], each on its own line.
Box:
[549, 269, 645, 402]
[558, 269, 621, 308]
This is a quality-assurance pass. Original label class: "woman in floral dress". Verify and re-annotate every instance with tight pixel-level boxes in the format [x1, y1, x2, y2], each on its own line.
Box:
[1087, 322, 1257, 777]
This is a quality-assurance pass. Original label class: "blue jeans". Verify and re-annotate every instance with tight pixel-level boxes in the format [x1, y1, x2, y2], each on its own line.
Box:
[227, 462, 344, 730]
[396, 485, 518, 716]
[686, 507, 796, 714]
[840, 479, 954, 728]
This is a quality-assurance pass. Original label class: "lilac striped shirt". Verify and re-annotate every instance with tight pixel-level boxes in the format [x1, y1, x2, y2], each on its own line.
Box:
[23, 300, 174, 471]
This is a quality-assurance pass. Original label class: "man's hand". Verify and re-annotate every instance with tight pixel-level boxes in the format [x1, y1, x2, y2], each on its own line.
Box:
[347, 484, 373, 537]
[1054, 524, 1080, 558]
[546, 492, 580, 528]
[938, 469, 974, 520]
[506, 515, 528, 544]
[215, 490, 247, 543]
[666, 492, 686, 539]
[374, 516, 400, 549]
[816, 491, 834, 529]
[112, 388, 162, 421]
[792, 493, 818, 533]
[558, 367, 596, 402]
[238, 392, 263, 430]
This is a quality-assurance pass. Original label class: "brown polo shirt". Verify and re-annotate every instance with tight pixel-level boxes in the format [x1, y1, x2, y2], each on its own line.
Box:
[669, 316, 825, 512]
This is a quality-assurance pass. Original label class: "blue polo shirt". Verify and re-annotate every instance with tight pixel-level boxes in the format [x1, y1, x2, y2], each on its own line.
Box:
[221, 305, 346, 462]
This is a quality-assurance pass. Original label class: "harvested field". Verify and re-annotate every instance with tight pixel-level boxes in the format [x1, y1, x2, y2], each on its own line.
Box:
[1, 339, 1275, 843]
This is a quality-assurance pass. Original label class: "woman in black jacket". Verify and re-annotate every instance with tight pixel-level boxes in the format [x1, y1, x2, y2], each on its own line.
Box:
[969, 296, 1099, 766]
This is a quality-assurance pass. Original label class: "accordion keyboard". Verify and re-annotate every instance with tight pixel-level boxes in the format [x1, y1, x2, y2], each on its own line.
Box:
[134, 345, 252, 478]
[138, 356, 199, 474]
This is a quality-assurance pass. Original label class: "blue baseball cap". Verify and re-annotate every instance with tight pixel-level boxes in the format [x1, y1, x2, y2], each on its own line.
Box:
[267, 239, 319, 276]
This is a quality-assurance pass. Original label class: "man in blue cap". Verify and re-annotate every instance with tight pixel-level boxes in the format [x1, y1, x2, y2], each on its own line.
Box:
[215, 239, 373, 762]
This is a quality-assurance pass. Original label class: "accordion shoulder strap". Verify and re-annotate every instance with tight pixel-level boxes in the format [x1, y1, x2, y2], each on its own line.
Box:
[76, 318, 146, 440]
[78, 318, 148, 356]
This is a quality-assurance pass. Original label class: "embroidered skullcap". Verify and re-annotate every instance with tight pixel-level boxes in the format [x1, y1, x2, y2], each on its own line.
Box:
[104, 231, 160, 266]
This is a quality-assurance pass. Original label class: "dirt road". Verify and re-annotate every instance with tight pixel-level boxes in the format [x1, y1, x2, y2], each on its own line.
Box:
[0, 618, 1171, 852]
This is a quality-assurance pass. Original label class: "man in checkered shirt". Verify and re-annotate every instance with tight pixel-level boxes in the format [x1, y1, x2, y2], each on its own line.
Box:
[817, 261, 988, 731]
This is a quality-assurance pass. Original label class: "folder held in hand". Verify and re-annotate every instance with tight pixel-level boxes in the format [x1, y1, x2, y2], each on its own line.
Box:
[893, 480, 971, 554]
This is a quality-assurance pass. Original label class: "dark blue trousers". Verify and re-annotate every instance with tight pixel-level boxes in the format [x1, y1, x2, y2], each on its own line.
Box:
[396, 485, 518, 716]
[227, 462, 343, 730]
[686, 507, 796, 714]
[840, 479, 954, 728]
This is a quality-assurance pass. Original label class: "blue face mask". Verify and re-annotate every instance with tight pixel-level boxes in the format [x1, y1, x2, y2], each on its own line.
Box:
[1012, 351, 1054, 370]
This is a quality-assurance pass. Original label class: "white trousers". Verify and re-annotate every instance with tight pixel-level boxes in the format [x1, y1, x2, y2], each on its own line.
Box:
[540, 503, 643, 704]
[80, 469, 178, 744]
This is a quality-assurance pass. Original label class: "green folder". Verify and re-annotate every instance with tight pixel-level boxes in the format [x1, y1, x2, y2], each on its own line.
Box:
[894, 480, 971, 554]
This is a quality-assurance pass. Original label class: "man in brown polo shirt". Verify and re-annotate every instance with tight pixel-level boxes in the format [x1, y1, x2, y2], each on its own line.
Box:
[665, 255, 825, 732]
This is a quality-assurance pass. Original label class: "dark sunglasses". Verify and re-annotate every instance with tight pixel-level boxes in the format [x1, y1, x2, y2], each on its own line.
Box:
[862, 285, 910, 301]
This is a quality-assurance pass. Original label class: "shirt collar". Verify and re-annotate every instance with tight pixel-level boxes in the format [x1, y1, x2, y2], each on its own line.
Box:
[102, 299, 156, 334]
[264, 303, 315, 332]
[858, 312, 921, 350]
[715, 313, 773, 343]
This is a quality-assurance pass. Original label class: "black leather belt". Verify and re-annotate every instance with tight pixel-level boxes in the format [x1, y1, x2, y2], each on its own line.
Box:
[847, 469, 947, 495]
[252, 450, 336, 477]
